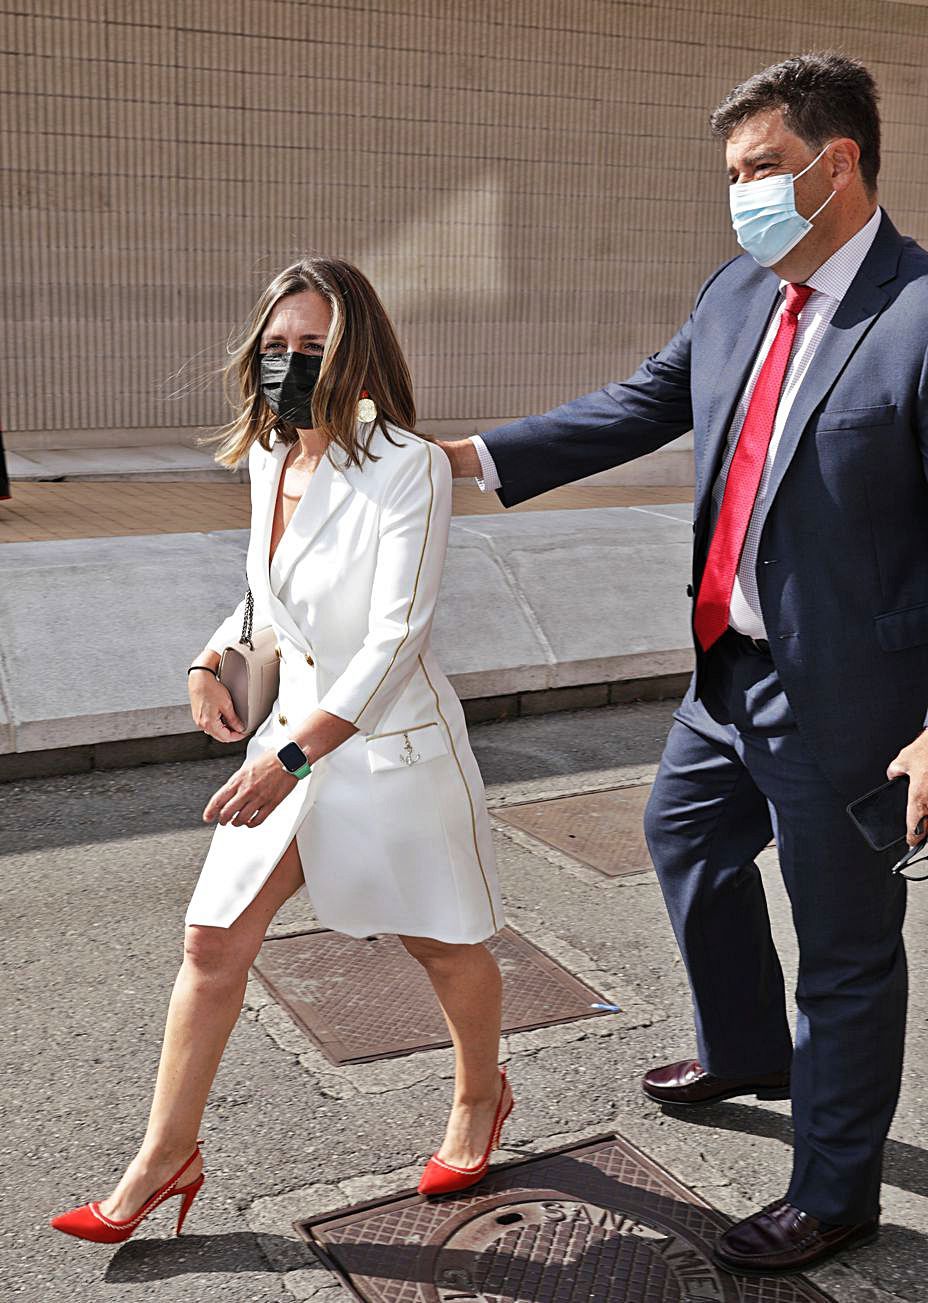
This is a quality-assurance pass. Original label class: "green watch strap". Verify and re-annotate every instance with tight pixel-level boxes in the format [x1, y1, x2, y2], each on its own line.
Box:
[292, 760, 313, 779]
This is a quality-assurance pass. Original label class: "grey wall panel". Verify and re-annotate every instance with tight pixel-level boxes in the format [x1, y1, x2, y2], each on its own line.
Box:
[2, 0, 926, 448]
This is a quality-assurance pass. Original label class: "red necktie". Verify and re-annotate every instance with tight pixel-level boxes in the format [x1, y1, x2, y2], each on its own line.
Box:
[693, 282, 813, 652]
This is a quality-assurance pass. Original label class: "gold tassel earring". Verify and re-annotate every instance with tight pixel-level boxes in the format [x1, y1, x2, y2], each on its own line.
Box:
[357, 389, 377, 423]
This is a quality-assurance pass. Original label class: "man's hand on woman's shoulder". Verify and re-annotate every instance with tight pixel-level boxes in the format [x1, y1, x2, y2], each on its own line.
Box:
[434, 437, 481, 479]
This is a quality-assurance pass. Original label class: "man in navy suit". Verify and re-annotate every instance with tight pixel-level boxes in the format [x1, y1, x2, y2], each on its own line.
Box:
[438, 52, 928, 1275]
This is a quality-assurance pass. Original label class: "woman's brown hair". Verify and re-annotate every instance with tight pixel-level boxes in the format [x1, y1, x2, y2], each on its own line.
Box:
[203, 256, 421, 469]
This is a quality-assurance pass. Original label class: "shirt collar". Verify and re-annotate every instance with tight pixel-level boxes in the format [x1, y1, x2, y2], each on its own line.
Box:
[778, 205, 883, 302]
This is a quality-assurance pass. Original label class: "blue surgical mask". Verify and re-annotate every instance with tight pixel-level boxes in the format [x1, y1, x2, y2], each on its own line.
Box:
[729, 144, 836, 268]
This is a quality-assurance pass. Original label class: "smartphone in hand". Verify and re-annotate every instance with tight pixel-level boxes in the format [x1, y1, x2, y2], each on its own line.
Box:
[846, 775, 910, 853]
[846, 774, 927, 878]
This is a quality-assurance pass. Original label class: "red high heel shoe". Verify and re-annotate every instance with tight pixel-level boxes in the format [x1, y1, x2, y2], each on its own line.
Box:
[418, 1068, 514, 1196]
[50, 1143, 204, 1243]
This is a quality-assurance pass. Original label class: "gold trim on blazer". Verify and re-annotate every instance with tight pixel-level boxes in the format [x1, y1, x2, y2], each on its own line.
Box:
[365, 720, 442, 740]
[418, 653, 499, 932]
[350, 441, 436, 726]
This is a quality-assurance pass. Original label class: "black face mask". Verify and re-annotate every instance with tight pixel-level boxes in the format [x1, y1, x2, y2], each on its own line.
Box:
[259, 350, 323, 429]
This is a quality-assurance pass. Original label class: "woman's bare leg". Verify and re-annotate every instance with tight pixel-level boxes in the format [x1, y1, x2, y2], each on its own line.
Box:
[98, 839, 306, 1219]
[399, 936, 509, 1166]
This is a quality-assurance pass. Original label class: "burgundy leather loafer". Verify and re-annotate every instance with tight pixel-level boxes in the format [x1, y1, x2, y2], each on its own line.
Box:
[642, 1058, 790, 1106]
[715, 1199, 879, 1275]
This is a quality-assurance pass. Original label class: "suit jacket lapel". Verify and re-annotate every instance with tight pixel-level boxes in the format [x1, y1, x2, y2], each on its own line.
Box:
[758, 214, 901, 528]
[695, 275, 780, 525]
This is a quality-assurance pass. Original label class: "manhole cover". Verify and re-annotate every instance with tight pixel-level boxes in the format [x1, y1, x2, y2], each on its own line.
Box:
[252, 927, 612, 1065]
[296, 1134, 834, 1303]
[495, 786, 654, 877]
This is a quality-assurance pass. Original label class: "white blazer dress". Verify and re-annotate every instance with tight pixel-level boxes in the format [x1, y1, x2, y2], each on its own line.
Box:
[184, 423, 504, 944]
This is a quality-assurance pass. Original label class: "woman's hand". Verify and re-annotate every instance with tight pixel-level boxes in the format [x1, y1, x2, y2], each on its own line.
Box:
[188, 666, 248, 743]
[203, 750, 299, 827]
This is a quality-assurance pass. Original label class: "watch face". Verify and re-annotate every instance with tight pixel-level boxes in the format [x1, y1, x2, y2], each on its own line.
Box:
[278, 741, 307, 772]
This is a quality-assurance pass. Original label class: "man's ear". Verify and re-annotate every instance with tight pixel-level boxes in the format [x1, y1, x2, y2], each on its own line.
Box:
[829, 137, 860, 192]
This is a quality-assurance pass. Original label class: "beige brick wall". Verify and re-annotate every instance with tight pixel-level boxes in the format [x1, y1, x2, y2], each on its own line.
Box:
[3, 0, 928, 450]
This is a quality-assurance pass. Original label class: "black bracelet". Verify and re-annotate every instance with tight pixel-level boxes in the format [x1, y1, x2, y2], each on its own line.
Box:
[187, 664, 219, 678]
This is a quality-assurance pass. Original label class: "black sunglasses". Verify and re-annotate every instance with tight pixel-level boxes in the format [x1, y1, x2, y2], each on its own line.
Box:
[892, 819, 928, 880]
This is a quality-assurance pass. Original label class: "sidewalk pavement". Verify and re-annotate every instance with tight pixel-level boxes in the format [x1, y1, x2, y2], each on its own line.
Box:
[0, 479, 694, 544]
[3, 699, 924, 1303]
[2, 434, 694, 490]
[0, 503, 697, 769]
[3, 442, 247, 483]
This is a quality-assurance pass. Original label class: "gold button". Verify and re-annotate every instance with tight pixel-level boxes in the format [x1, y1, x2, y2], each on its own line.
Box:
[278, 713, 287, 725]
[305, 653, 314, 666]
[274, 645, 282, 659]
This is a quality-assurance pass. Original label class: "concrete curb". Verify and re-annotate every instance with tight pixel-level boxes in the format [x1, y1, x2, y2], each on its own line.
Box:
[0, 504, 696, 778]
[0, 671, 691, 781]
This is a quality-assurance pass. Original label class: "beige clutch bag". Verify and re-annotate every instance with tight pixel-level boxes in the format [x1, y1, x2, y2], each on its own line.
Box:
[218, 588, 280, 733]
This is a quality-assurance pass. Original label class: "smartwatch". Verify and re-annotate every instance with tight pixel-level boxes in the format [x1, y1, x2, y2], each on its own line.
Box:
[277, 741, 313, 779]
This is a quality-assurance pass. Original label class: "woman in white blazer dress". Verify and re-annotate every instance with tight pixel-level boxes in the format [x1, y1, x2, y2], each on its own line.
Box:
[51, 258, 513, 1247]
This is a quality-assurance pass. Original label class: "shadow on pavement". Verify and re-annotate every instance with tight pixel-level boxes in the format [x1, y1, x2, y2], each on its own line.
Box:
[2, 700, 679, 855]
[104, 1230, 318, 1282]
[659, 1102, 928, 1300]
[470, 699, 677, 787]
[871, 1225, 928, 1301]
[660, 1100, 928, 1201]
[1, 759, 242, 854]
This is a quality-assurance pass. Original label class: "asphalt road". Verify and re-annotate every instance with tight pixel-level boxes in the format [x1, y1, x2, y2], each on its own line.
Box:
[2, 700, 925, 1302]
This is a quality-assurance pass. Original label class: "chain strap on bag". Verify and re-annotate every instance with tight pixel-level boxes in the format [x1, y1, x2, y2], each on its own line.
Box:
[240, 586, 257, 649]
[217, 584, 280, 733]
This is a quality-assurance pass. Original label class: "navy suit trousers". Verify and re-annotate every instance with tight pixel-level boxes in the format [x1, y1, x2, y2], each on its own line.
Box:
[644, 635, 908, 1223]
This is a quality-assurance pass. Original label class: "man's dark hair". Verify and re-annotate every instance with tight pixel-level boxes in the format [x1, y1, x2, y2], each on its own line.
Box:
[710, 52, 881, 193]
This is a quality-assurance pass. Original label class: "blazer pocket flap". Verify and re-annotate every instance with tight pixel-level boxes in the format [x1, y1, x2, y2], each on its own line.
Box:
[875, 601, 928, 652]
[365, 722, 449, 772]
[816, 403, 896, 432]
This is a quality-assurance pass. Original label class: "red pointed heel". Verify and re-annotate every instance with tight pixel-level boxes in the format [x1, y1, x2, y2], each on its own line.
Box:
[418, 1067, 514, 1196]
[50, 1142, 204, 1244]
[174, 1172, 204, 1235]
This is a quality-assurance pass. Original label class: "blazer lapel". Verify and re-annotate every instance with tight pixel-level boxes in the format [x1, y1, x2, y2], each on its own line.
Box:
[243, 439, 300, 651]
[250, 435, 353, 651]
[695, 275, 780, 524]
[244, 439, 280, 612]
[268, 442, 353, 594]
[253, 436, 286, 590]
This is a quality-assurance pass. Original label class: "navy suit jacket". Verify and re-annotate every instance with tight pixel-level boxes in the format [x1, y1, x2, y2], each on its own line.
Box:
[481, 211, 928, 799]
